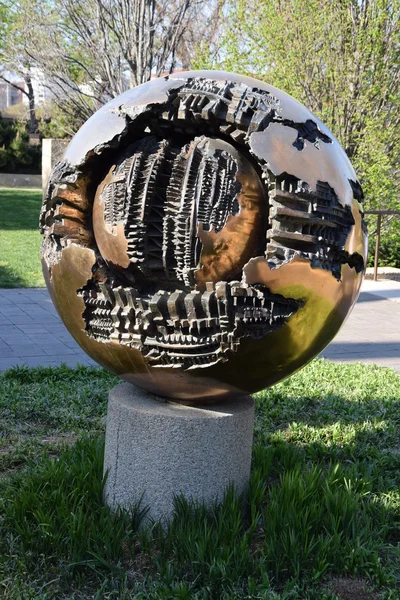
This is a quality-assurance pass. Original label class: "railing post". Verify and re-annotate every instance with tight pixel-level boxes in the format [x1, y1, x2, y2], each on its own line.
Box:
[374, 214, 382, 281]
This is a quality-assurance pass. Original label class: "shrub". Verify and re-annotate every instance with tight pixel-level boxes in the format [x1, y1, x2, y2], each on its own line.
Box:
[366, 218, 400, 269]
[0, 115, 41, 173]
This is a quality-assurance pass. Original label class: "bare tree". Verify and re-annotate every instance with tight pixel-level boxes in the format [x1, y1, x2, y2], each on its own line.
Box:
[0, 1, 39, 132]
[179, 0, 226, 71]
[0, 0, 212, 133]
[10, 0, 130, 129]
[93, 0, 195, 86]
[0, 70, 37, 132]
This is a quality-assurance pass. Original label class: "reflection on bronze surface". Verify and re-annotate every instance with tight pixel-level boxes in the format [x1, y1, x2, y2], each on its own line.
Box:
[40, 71, 367, 402]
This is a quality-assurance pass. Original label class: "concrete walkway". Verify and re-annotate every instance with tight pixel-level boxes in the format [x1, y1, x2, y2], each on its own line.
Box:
[0, 288, 97, 370]
[320, 279, 400, 372]
[0, 281, 399, 373]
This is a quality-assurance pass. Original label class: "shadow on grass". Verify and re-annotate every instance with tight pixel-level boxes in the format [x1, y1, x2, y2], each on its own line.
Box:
[0, 263, 27, 288]
[253, 385, 400, 546]
[0, 380, 398, 598]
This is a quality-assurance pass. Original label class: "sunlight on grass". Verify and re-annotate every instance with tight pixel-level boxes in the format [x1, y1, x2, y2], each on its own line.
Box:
[0, 187, 44, 288]
[0, 359, 399, 598]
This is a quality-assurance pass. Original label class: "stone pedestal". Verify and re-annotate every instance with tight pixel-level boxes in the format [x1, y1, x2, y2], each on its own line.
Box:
[103, 382, 255, 524]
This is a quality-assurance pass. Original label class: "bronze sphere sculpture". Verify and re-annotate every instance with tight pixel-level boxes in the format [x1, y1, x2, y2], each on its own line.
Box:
[40, 71, 367, 402]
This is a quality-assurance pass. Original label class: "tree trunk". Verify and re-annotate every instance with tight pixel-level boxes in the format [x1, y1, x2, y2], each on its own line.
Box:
[25, 74, 38, 134]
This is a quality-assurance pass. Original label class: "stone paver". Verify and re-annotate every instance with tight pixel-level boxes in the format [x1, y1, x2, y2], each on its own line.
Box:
[0, 288, 97, 370]
[0, 282, 399, 373]
[320, 295, 400, 372]
[320, 279, 400, 372]
[360, 278, 400, 303]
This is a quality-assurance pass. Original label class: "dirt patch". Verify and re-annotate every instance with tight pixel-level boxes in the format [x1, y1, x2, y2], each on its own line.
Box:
[325, 577, 379, 600]
[0, 433, 81, 479]
[38, 433, 80, 446]
[125, 549, 157, 586]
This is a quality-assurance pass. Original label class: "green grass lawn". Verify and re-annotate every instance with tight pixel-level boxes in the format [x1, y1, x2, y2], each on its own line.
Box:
[0, 187, 45, 288]
[0, 359, 399, 599]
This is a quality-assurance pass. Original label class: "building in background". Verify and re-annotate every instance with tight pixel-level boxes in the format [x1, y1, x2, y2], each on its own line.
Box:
[0, 67, 54, 119]
[0, 79, 25, 113]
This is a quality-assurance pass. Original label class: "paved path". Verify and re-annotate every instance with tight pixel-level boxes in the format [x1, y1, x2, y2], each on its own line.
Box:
[320, 282, 400, 372]
[0, 281, 399, 372]
[0, 288, 97, 370]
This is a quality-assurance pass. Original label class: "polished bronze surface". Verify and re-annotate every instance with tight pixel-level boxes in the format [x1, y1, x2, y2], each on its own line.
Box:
[40, 71, 367, 402]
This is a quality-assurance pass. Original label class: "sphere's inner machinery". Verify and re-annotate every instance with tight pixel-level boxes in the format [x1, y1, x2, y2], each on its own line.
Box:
[41, 78, 364, 286]
[267, 176, 364, 279]
[78, 280, 302, 369]
[85, 132, 304, 370]
[93, 135, 247, 287]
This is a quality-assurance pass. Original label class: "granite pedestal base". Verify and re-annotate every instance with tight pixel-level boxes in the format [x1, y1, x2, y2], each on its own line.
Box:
[103, 382, 255, 524]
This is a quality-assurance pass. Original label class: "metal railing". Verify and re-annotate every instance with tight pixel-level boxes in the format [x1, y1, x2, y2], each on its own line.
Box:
[364, 210, 400, 281]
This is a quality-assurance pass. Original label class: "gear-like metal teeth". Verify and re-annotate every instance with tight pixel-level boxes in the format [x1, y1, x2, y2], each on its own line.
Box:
[40, 160, 80, 233]
[102, 157, 133, 226]
[164, 137, 243, 286]
[169, 79, 279, 140]
[100, 135, 242, 287]
[172, 142, 204, 286]
[197, 149, 241, 234]
[196, 157, 217, 226]
[100, 137, 182, 271]
[266, 175, 359, 279]
[163, 153, 186, 278]
[128, 139, 176, 270]
[78, 279, 303, 369]
[40, 161, 93, 266]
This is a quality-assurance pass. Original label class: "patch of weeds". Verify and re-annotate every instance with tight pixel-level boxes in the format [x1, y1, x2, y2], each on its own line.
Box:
[324, 576, 380, 600]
